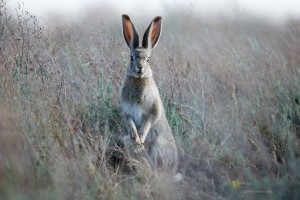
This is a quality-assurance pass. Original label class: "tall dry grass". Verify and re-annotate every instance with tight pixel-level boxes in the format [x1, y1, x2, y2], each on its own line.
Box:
[1, 1, 300, 199]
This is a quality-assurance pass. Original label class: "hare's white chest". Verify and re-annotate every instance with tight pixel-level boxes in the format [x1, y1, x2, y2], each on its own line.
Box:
[122, 88, 158, 127]
[122, 102, 144, 126]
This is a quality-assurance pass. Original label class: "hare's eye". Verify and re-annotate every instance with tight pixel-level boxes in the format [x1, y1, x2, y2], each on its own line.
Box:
[146, 58, 150, 63]
[130, 56, 133, 62]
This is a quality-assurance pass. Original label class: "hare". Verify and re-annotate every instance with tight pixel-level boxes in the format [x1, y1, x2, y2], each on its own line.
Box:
[120, 14, 178, 173]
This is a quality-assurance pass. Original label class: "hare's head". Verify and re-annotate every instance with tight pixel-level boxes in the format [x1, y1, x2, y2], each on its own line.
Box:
[122, 14, 162, 78]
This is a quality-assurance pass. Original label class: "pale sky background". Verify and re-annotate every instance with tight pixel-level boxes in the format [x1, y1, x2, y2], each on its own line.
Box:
[6, 0, 300, 22]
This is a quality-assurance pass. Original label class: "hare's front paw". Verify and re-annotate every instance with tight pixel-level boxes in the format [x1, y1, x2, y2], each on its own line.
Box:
[134, 138, 143, 147]
[132, 135, 141, 145]
[134, 141, 145, 153]
[136, 141, 144, 149]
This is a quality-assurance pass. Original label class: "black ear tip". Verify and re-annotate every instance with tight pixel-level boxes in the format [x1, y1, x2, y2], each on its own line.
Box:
[154, 16, 162, 21]
[122, 14, 130, 20]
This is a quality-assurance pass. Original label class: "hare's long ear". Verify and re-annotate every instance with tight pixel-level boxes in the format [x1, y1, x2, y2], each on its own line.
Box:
[122, 14, 139, 50]
[142, 16, 162, 50]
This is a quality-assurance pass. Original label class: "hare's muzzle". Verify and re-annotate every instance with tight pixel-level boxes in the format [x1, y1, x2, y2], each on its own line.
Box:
[136, 65, 144, 74]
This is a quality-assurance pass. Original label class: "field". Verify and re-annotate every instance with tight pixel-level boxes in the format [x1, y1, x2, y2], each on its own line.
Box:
[1, 1, 300, 199]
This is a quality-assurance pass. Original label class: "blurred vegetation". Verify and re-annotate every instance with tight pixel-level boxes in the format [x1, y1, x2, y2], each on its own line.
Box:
[1, 1, 300, 199]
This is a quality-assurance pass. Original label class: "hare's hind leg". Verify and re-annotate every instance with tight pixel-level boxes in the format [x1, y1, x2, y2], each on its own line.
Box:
[149, 141, 178, 173]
